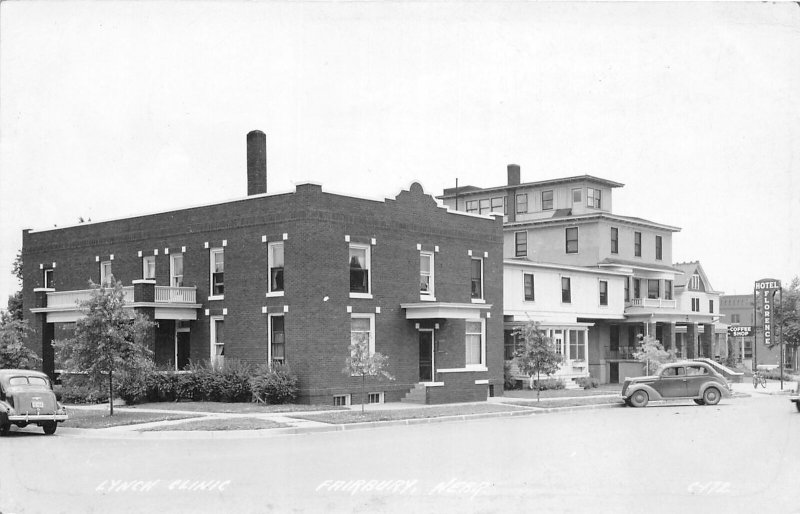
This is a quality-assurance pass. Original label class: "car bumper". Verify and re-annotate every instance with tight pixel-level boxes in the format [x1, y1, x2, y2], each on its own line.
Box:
[8, 413, 68, 423]
[790, 396, 800, 403]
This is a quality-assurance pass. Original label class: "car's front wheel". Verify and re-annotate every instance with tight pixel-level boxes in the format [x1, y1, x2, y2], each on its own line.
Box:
[693, 399, 705, 405]
[0, 423, 9, 436]
[703, 387, 721, 406]
[629, 390, 649, 408]
[795, 401, 800, 413]
[42, 422, 57, 435]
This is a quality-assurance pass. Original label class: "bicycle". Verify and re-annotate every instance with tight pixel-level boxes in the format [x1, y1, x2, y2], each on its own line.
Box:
[753, 370, 767, 389]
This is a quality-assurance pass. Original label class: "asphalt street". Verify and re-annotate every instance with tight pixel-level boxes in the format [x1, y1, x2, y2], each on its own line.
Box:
[2, 387, 800, 514]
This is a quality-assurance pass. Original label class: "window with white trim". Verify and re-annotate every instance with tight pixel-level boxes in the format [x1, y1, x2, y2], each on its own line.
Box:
[43, 268, 54, 289]
[648, 279, 660, 299]
[634, 232, 642, 257]
[465, 319, 484, 366]
[665, 280, 673, 300]
[170, 254, 184, 287]
[542, 190, 554, 211]
[349, 244, 370, 295]
[367, 392, 384, 404]
[561, 277, 572, 303]
[515, 231, 527, 257]
[588, 188, 601, 208]
[599, 280, 608, 306]
[569, 330, 586, 361]
[566, 227, 578, 254]
[691, 298, 700, 312]
[611, 227, 619, 254]
[210, 316, 224, 367]
[210, 248, 224, 297]
[100, 261, 113, 286]
[490, 196, 505, 215]
[420, 251, 434, 298]
[523, 273, 535, 301]
[142, 255, 155, 280]
[333, 394, 351, 406]
[270, 314, 285, 364]
[269, 242, 285, 294]
[690, 274, 700, 290]
[655, 235, 663, 260]
[572, 188, 582, 204]
[470, 257, 483, 300]
[350, 314, 375, 356]
[516, 193, 528, 214]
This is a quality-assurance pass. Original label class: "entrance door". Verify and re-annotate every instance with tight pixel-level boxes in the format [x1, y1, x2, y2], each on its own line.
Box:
[419, 330, 434, 382]
[176, 332, 190, 370]
[609, 363, 619, 384]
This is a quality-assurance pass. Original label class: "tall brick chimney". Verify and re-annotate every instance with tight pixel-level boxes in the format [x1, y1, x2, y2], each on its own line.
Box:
[247, 130, 267, 196]
[507, 164, 520, 186]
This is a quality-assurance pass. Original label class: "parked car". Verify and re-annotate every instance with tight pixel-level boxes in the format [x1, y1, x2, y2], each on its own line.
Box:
[621, 361, 731, 408]
[0, 369, 68, 435]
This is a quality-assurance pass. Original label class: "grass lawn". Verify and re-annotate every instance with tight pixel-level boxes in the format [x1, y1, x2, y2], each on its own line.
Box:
[63, 409, 200, 429]
[500, 397, 625, 409]
[503, 386, 620, 400]
[141, 417, 289, 432]
[290, 403, 527, 424]
[124, 401, 344, 414]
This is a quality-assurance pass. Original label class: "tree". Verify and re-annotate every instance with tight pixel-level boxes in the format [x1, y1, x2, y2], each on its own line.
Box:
[53, 280, 154, 415]
[12, 249, 22, 285]
[6, 291, 23, 321]
[633, 334, 674, 375]
[0, 317, 41, 369]
[776, 277, 800, 351]
[342, 335, 394, 413]
[512, 321, 562, 401]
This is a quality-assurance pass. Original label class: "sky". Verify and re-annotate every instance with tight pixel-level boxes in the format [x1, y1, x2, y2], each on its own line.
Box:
[1, 1, 798, 305]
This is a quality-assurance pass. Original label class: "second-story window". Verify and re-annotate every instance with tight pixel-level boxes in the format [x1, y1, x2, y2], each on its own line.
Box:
[170, 254, 184, 287]
[269, 242, 284, 294]
[491, 196, 505, 215]
[691, 298, 700, 312]
[566, 227, 578, 254]
[420, 251, 434, 298]
[634, 278, 641, 299]
[515, 231, 527, 257]
[142, 255, 156, 280]
[611, 227, 619, 254]
[100, 261, 113, 286]
[648, 279, 660, 299]
[561, 277, 572, 303]
[665, 280, 673, 300]
[210, 248, 224, 297]
[655, 235, 663, 260]
[624, 277, 630, 302]
[516, 193, 528, 214]
[349, 245, 370, 295]
[588, 188, 601, 208]
[599, 280, 608, 306]
[470, 257, 483, 300]
[524, 273, 535, 301]
[634, 232, 642, 257]
[542, 190, 554, 211]
[43, 268, 54, 289]
[709, 300, 714, 313]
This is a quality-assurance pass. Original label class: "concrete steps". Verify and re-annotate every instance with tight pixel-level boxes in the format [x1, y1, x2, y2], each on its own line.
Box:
[401, 383, 427, 404]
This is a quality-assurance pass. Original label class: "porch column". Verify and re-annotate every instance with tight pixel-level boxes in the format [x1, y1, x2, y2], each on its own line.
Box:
[662, 322, 675, 354]
[132, 280, 157, 353]
[646, 322, 657, 339]
[33, 288, 55, 378]
[686, 323, 698, 359]
[702, 323, 714, 358]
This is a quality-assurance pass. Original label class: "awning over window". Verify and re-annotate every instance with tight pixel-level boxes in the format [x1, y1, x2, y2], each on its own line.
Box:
[401, 302, 492, 320]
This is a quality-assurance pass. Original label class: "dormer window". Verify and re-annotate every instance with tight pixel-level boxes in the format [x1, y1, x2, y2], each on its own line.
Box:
[690, 274, 700, 290]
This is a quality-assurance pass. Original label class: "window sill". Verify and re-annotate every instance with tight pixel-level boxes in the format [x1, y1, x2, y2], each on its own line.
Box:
[420, 295, 437, 302]
[266, 291, 285, 298]
[470, 298, 486, 304]
[437, 366, 488, 373]
[208, 295, 224, 301]
[349, 293, 373, 300]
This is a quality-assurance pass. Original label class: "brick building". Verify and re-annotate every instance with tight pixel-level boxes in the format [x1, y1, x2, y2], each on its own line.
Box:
[22, 131, 504, 404]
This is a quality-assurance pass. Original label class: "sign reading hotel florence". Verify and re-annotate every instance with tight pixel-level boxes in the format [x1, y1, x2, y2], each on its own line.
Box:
[754, 278, 781, 346]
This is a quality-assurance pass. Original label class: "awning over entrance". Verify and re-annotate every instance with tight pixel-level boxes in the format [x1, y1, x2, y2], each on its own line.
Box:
[401, 302, 492, 320]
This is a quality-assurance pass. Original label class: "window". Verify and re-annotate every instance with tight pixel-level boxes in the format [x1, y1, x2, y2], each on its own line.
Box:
[634, 278, 641, 299]
[523, 273, 535, 301]
[170, 254, 184, 287]
[479, 199, 490, 214]
[270, 315, 285, 364]
[349, 245, 370, 295]
[655, 235, 663, 260]
[516, 194, 528, 214]
[691, 298, 700, 312]
[561, 277, 571, 303]
[648, 279, 660, 299]
[624, 277, 630, 302]
[690, 274, 700, 290]
[465, 320, 484, 366]
[634, 232, 642, 257]
[515, 231, 527, 257]
[269, 242, 284, 294]
[569, 330, 585, 361]
[599, 280, 608, 306]
[491, 196, 505, 215]
[420, 251, 434, 298]
[43, 268, 54, 289]
[542, 190, 554, 210]
[470, 258, 483, 300]
[565, 227, 578, 254]
[709, 300, 714, 314]
[210, 248, 224, 297]
[610, 227, 618, 254]
[587, 188, 601, 208]
[333, 394, 351, 406]
[731, 314, 741, 324]
[367, 392, 384, 404]
[210, 317, 224, 367]
[665, 280, 673, 300]
[350, 314, 375, 356]
[466, 200, 478, 213]
[743, 340, 752, 358]
[572, 188, 582, 204]
[504, 329, 517, 360]
[100, 261, 112, 285]
[142, 255, 155, 280]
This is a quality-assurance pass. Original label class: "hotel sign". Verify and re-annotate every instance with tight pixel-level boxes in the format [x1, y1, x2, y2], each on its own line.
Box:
[727, 326, 752, 338]
[755, 278, 781, 346]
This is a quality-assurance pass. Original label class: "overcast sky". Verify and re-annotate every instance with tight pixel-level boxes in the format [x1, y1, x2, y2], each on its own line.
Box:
[1, 1, 798, 304]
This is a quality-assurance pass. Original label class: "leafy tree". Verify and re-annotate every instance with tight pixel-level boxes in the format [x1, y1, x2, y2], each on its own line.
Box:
[0, 317, 41, 369]
[633, 334, 674, 375]
[775, 277, 800, 351]
[342, 335, 394, 413]
[6, 291, 23, 321]
[12, 249, 22, 285]
[53, 280, 155, 415]
[512, 321, 562, 401]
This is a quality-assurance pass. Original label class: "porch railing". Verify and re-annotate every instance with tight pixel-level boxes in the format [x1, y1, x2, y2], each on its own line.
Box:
[628, 298, 677, 309]
[46, 286, 196, 308]
[155, 286, 196, 303]
[605, 346, 639, 360]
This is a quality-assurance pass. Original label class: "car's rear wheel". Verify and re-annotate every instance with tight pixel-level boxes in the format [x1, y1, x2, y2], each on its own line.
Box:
[703, 387, 721, 406]
[795, 401, 800, 413]
[693, 399, 705, 405]
[629, 390, 649, 408]
[42, 421, 57, 435]
[0, 423, 9, 436]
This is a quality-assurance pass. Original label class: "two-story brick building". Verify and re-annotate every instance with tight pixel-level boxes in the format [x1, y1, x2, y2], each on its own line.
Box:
[22, 131, 504, 405]
[439, 165, 725, 384]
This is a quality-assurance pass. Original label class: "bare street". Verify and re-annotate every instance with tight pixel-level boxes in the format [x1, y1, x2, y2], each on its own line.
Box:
[3, 390, 800, 514]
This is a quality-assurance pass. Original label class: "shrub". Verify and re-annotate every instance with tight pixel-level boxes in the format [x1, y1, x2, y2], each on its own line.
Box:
[503, 361, 518, 390]
[250, 363, 298, 404]
[576, 376, 599, 389]
[60, 373, 108, 404]
[532, 378, 564, 391]
[177, 360, 253, 402]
